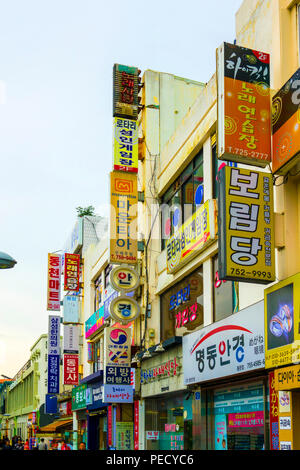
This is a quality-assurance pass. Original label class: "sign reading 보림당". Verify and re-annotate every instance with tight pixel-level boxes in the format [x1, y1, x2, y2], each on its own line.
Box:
[217, 42, 271, 167]
[264, 273, 300, 369]
[166, 199, 217, 274]
[113, 117, 138, 173]
[113, 64, 140, 120]
[218, 165, 275, 284]
[272, 68, 300, 175]
[47, 254, 61, 311]
[110, 171, 138, 265]
[72, 384, 87, 411]
[183, 301, 265, 385]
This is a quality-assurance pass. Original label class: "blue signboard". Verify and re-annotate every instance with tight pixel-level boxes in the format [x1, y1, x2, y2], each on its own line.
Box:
[47, 355, 60, 394]
[45, 394, 58, 414]
[87, 382, 107, 411]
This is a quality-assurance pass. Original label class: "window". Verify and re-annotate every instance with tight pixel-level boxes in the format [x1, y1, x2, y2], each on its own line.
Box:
[94, 274, 102, 311]
[213, 256, 238, 322]
[161, 149, 204, 249]
[93, 340, 101, 373]
[104, 265, 112, 289]
[160, 265, 204, 342]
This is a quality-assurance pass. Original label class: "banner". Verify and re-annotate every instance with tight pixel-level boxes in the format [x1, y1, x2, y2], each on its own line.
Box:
[64, 253, 80, 292]
[47, 253, 61, 311]
[218, 165, 275, 284]
[47, 355, 60, 394]
[109, 171, 138, 265]
[63, 295, 80, 323]
[166, 199, 218, 274]
[269, 372, 279, 451]
[217, 42, 271, 167]
[272, 68, 300, 175]
[113, 117, 138, 173]
[63, 324, 79, 354]
[64, 354, 79, 386]
[113, 64, 140, 120]
[48, 315, 60, 356]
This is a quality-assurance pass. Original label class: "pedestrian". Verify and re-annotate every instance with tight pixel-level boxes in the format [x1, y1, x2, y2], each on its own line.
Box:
[61, 440, 71, 450]
[24, 440, 29, 451]
[78, 442, 86, 450]
[2, 439, 12, 450]
[38, 438, 48, 450]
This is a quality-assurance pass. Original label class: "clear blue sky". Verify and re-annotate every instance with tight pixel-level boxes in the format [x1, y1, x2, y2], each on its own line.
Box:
[0, 0, 243, 376]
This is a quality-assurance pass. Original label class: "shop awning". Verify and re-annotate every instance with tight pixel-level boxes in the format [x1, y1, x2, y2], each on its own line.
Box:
[38, 419, 73, 433]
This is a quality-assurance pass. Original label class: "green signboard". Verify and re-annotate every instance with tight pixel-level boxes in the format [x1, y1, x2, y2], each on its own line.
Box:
[72, 384, 87, 411]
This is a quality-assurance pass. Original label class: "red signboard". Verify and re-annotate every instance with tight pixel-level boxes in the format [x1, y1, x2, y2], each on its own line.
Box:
[47, 253, 61, 311]
[63, 354, 79, 385]
[64, 253, 80, 291]
[108, 406, 113, 447]
[134, 401, 139, 450]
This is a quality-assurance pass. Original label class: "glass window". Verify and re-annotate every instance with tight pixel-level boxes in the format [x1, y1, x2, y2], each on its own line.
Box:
[161, 265, 204, 342]
[213, 256, 237, 322]
[94, 274, 102, 311]
[93, 341, 101, 373]
[104, 265, 112, 289]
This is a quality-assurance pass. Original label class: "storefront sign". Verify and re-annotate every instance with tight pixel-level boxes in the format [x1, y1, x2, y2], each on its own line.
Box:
[272, 68, 300, 175]
[166, 199, 217, 274]
[59, 400, 72, 417]
[45, 395, 58, 414]
[134, 401, 139, 450]
[64, 253, 80, 291]
[228, 411, 264, 428]
[113, 117, 138, 173]
[72, 384, 87, 411]
[108, 406, 113, 447]
[48, 315, 60, 356]
[47, 253, 61, 311]
[269, 372, 279, 450]
[218, 166, 275, 284]
[85, 306, 108, 339]
[63, 324, 79, 354]
[63, 295, 80, 323]
[109, 171, 138, 265]
[217, 42, 271, 167]
[105, 366, 131, 385]
[280, 416, 292, 430]
[47, 355, 60, 394]
[103, 384, 133, 403]
[215, 415, 227, 450]
[110, 265, 139, 293]
[86, 382, 107, 410]
[109, 296, 140, 325]
[280, 441, 292, 451]
[104, 327, 131, 368]
[146, 431, 160, 440]
[64, 354, 79, 386]
[141, 357, 179, 384]
[265, 273, 300, 369]
[274, 364, 300, 391]
[116, 422, 134, 450]
[113, 64, 140, 120]
[183, 301, 265, 385]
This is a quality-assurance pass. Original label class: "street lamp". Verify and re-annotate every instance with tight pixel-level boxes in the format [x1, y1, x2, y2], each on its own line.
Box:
[0, 252, 17, 269]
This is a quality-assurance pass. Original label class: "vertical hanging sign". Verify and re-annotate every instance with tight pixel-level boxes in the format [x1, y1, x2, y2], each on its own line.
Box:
[113, 117, 138, 173]
[113, 64, 140, 120]
[48, 315, 60, 395]
[217, 42, 271, 167]
[47, 253, 61, 311]
[218, 165, 275, 284]
[64, 253, 80, 292]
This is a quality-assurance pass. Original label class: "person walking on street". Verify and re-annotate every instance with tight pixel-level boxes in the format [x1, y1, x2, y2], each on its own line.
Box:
[38, 438, 48, 450]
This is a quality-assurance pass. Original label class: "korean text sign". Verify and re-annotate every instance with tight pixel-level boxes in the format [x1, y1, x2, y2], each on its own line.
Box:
[269, 372, 279, 450]
[183, 301, 265, 385]
[48, 315, 60, 356]
[47, 253, 61, 311]
[72, 384, 87, 411]
[166, 199, 217, 274]
[264, 273, 300, 369]
[104, 326, 131, 369]
[63, 354, 79, 386]
[272, 68, 300, 175]
[217, 42, 271, 167]
[113, 64, 139, 120]
[113, 117, 138, 173]
[48, 354, 60, 394]
[110, 171, 138, 265]
[64, 253, 80, 292]
[218, 165, 275, 284]
[103, 384, 133, 403]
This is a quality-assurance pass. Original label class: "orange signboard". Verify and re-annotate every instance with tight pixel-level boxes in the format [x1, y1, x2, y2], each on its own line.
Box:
[217, 42, 271, 167]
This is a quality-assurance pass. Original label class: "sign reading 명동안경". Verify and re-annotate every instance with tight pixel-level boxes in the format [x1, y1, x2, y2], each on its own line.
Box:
[109, 171, 138, 265]
[272, 68, 300, 175]
[166, 199, 217, 274]
[218, 165, 275, 284]
[217, 42, 271, 167]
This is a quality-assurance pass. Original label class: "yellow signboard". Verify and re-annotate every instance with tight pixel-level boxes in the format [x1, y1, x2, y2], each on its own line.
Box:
[113, 117, 138, 173]
[218, 166, 275, 284]
[265, 273, 300, 369]
[110, 171, 138, 265]
[274, 365, 300, 391]
[166, 199, 217, 274]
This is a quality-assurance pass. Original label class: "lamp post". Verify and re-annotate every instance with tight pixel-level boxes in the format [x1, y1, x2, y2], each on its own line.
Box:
[0, 252, 17, 269]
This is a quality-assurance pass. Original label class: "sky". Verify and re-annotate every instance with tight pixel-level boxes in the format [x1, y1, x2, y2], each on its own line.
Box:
[0, 0, 243, 377]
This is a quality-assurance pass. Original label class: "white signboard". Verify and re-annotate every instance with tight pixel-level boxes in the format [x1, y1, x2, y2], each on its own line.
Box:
[103, 384, 133, 403]
[63, 295, 80, 323]
[183, 301, 265, 385]
[63, 324, 79, 354]
[279, 417, 292, 431]
[104, 327, 131, 368]
[48, 315, 61, 356]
